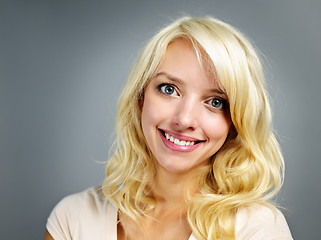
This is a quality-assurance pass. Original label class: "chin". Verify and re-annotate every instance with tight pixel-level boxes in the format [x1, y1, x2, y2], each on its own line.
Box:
[157, 159, 201, 175]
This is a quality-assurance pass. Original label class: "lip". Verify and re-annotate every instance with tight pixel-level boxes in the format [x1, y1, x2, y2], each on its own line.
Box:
[158, 129, 203, 152]
[160, 129, 202, 142]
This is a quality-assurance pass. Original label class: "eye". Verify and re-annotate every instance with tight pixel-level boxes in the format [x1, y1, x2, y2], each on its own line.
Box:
[159, 84, 178, 96]
[207, 97, 227, 110]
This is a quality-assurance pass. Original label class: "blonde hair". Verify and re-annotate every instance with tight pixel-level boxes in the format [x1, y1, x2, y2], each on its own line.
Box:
[102, 16, 284, 240]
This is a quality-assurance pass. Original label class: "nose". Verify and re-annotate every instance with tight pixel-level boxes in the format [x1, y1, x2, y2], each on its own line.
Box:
[171, 98, 199, 130]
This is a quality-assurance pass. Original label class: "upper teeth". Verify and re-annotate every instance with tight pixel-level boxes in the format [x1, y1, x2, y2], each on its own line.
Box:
[165, 133, 195, 146]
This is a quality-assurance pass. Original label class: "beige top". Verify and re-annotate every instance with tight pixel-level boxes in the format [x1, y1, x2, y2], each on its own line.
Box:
[46, 187, 293, 240]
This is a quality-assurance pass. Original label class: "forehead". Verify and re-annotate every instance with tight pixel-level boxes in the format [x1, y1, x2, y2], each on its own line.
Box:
[155, 39, 221, 90]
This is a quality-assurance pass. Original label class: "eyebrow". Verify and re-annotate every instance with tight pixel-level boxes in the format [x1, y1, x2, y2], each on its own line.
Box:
[155, 71, 226, 96]
[155, 72, 183, 84]
[209, 88, 226, 95]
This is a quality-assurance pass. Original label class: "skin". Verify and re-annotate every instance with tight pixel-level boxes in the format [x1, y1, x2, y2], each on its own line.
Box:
[118, 39, 232, 240]
[142, 39, 231, 177]
[44, 230, 54, 240]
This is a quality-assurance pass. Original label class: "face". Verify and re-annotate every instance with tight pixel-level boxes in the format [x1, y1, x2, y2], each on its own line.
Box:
[141, 39, 232, 175]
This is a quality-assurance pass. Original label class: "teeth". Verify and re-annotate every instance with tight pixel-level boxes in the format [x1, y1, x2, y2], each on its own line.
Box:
[164, 132, 195, 146]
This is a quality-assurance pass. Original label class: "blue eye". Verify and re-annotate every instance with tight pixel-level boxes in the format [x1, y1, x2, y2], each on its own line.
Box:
[159, 84, 177, 96]
[208, 98, 227, 110]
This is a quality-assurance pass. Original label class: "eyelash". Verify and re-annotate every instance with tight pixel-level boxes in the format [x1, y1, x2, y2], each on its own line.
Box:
[206, 98, 229, 110]
[156, 83, 229, 111]
[157, 83, 179, 96]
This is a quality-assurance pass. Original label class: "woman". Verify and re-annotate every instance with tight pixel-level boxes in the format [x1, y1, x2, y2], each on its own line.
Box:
[45, 16, 293, 239]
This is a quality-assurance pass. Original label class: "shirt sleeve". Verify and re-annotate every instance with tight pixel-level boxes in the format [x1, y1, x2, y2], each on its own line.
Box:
[235, 204, 293, 240]
[46, 193, 82, 240]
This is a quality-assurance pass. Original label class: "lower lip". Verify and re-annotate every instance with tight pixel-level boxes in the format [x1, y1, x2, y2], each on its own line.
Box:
[159, 130, 201, 152]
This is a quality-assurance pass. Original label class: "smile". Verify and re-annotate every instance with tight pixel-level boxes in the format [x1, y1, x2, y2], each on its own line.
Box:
[164, 132, 195, 146]
[159, 129, 204, 152]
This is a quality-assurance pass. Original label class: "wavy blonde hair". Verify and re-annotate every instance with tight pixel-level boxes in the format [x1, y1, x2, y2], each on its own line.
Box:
[102, 16, 284, 240]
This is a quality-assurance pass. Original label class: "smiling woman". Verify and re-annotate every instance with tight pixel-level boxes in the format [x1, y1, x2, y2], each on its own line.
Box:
[44, 16, 293, 240]
[141, 39, 231, 174]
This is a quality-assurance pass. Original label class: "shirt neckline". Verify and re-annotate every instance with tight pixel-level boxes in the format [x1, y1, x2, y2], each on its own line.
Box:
[107, 202, 197, 240]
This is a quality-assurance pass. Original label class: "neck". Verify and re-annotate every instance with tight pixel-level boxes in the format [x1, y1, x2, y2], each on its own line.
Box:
[150, 165, 199, 209]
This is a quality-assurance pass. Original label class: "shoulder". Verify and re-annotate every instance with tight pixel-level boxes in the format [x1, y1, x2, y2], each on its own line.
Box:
[235, 204, 293, 240]
[50, 186, 107, 220]
[46, 186, 117, 239]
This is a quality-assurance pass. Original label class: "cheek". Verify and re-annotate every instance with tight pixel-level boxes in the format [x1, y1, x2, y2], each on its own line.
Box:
[141, 91, 165, 135]
[204, 115, 231, 141]
[142, 95, 157, 126]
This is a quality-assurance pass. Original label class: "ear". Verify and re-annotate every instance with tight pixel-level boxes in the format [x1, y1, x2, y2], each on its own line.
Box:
[228, 124, 238, 139]
[138, 89, 144, 110]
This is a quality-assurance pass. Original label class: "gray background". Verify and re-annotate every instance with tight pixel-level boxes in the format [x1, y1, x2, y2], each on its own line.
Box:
[1, 0, 320, 239]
